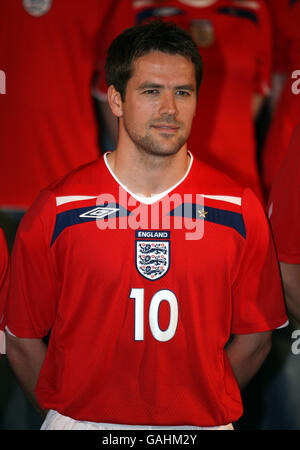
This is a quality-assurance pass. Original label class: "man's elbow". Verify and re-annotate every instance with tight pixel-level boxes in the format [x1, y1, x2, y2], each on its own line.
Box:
[248, 330, 272, 365]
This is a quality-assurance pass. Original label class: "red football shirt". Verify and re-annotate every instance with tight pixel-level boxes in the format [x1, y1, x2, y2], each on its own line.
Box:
[95, 0, 271, 201]
[268, 122, 300, 264]
[6, 153, 287, 426]
[262, 0, 300, 197]
[0, 0, 115, 209]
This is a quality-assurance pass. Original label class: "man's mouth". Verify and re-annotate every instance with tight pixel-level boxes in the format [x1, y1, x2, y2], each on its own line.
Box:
[151, 124, 179, 133]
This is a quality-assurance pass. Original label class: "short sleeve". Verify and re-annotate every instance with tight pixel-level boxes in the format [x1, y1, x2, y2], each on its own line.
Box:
[231, 188, 288, 334]
[268, 123, 300, 264]
[5, 190, 59, 338]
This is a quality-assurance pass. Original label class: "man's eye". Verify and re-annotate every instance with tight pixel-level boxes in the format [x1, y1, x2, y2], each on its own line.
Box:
[143, 89, 159, 95]
[176, 90, 190, 96]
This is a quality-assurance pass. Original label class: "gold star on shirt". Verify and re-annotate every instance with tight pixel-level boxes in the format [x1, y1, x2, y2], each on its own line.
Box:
[198, 208, 208, 219]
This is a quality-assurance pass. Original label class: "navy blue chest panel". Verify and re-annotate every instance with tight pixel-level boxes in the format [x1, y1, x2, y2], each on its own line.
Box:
[50, 203, 246, 246]
[50, 205, 133, 246]
[169, 203, 246, 239]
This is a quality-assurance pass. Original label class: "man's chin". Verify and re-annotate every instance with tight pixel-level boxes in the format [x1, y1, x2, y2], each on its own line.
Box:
[145, 138, 187, 157]
[144, 145, 183, 157]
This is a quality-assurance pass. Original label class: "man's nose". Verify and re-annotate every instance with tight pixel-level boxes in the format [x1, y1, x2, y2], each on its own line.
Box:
[159, 91, 177, 116]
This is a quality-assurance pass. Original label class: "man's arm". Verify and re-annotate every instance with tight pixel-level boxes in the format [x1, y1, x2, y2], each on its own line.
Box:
[5, 331, 48, 418]
[279, 262, 300, 324]
[225, 331, 272, 390]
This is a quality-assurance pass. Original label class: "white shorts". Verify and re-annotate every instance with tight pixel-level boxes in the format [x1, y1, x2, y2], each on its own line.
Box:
[41, 410, 234, 430]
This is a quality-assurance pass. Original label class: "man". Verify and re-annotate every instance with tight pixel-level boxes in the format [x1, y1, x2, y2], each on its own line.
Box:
[94, 0, 272, 202]
[5, 21, 287, 430]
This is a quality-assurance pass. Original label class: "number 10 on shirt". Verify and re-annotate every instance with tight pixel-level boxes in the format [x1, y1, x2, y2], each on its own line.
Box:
[130, 289, 179, 342]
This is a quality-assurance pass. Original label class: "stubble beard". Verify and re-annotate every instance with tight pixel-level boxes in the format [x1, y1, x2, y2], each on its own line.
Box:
[124, 116, 188, 158]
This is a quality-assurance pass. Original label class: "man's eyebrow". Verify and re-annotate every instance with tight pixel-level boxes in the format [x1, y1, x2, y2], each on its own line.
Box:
[175, 84, 195, 91]
[138, 82, 195, 91]
[138, 82, 164, 90]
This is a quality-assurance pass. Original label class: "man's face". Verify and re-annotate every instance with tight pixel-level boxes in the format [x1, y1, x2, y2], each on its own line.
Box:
[119, 51, 197, 157]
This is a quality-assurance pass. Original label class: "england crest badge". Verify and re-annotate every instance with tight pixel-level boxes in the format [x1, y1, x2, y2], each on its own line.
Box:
[135, 230, 170, 281]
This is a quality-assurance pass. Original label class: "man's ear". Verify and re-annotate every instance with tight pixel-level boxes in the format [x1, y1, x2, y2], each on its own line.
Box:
[107, 85, 123, 118]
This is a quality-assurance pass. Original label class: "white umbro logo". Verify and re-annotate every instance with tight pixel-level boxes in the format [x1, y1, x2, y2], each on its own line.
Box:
[79, 207, 119, 219]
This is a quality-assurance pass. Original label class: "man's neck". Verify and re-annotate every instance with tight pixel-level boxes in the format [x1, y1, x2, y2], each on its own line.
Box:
[106, 147, 191, 198]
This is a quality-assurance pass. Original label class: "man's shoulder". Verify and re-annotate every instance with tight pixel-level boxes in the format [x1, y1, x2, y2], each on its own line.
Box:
[47, 157, 106, 197]
[191, 156, 245, 198]
[189, 156, 266, 224]
[20, 157, 108, 226]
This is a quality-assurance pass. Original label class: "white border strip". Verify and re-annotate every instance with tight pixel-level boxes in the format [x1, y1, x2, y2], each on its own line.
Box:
[56, 196, 98, 206]
[276, 320, 289, 330]
[202, 195, 242, 206]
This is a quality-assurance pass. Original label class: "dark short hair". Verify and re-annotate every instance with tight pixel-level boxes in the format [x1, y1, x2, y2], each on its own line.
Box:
[105, 20, 203, 101]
